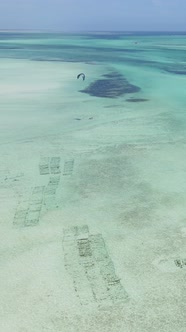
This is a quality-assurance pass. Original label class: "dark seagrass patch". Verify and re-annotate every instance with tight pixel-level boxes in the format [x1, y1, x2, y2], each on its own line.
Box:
[80, 71, 140, 98]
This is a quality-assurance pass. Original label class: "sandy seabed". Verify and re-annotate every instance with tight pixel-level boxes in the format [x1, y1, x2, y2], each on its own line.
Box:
[0, 59, 186, 332]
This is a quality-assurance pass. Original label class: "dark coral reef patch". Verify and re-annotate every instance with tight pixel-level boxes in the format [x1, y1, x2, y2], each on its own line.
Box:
[80, 71, 140, 98]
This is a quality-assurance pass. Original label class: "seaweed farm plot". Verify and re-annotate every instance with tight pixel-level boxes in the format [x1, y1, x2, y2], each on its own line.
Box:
[63, 226, 95, 306]
[50, 157, 61, 174]
[44, 175, 60, 209]
[13, 186, 45, 227]
[13, 200, 28, 227]
[39, 157, 50, 175]
[25, 186, 45, 226]
[63, 159, 74, 176]
[39, 157, 61, 175]
[0, 169, 24, 190]
[62, 225, 128, 307]
[174, 259, 186, 269]
[90, 234, 127, 303]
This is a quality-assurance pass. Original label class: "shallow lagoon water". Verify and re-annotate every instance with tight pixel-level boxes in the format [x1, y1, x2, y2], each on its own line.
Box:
[0, 32, 186, 332]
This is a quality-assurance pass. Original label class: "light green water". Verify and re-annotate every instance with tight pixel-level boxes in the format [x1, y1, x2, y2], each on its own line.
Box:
[0, 32, 186, 332]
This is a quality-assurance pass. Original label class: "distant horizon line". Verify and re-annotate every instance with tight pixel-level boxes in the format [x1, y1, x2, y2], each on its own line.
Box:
[0, 29, 186, 33]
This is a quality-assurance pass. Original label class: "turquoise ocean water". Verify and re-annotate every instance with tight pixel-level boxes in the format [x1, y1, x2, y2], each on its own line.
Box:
[1, 32, 186, 140]
[1, 32, 186, 208]
[0, 32, 186, 331]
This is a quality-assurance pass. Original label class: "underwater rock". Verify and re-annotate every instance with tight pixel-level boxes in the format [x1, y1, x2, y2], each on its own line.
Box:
[80, 71, 140, 98]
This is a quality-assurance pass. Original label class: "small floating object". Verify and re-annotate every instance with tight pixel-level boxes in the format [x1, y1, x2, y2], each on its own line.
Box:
[77, 73, 85, 80]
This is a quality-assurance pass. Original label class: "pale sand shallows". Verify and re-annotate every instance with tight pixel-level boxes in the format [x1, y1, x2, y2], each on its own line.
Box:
[0, 59, 186, 332]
